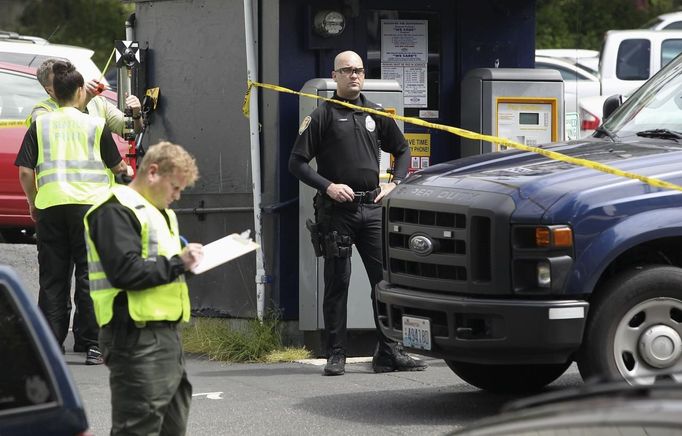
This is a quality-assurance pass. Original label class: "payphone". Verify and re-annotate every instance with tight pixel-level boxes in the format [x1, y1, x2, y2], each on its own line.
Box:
[297, 79, 403, 351]
[460, 68, 564, 157]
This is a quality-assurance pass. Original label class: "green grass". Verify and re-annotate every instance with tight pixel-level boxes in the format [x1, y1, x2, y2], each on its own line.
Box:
[181, 316, 311, 363]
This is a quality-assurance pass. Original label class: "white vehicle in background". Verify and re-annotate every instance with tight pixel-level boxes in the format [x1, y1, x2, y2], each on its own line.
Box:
[641, 11, 682, 30]
[0, 39, 107, 85]
[535, 48, 600, 72]
[578, 29, 682, 137]
[0, 30, 48, 44]
[535, 55, 601, 140]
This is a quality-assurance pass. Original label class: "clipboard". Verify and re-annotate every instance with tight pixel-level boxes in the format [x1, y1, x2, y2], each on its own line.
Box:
[191, 230, 259, 275]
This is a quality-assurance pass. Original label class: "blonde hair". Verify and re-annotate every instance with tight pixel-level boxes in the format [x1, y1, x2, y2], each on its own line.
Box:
[138, 141, 199, 186]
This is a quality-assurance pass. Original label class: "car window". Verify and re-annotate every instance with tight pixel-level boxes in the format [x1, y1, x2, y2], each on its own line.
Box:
[0, 52, 68, 69]
[642, 17, 664, 29]
[536, 62, 580, 81]
[0, 282, 57, 413]
[605, 56, 682, 136]
[537, 62, 595, 81]
[661, 39, 682, 67]
[663, 21, 682, 30]
[616, 39, 650, 80]
[0, 70, 46, 120]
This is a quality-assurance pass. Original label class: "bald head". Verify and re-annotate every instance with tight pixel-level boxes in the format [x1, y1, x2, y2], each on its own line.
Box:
[334, 51, 362, 70]
[332, 50, 365, 100]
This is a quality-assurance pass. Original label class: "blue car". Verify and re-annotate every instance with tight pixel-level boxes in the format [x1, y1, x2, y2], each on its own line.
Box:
[0, 266, 90, 435]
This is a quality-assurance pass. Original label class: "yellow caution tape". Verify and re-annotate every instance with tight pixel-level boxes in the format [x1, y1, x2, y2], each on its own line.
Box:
[0, 119, 26, 129]
[243, 80, 682, 193]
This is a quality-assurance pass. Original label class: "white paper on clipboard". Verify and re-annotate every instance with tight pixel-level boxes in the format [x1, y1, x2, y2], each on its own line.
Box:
[191, 230, 259, 275]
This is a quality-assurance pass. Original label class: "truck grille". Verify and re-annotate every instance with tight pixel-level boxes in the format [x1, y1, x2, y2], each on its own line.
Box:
[389, 207, 466, 228]
[390, 259, 467, 280]
[384, 190, 513, 295]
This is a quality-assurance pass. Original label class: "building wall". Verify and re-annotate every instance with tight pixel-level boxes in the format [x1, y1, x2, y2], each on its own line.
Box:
[134, 0, 258, 318]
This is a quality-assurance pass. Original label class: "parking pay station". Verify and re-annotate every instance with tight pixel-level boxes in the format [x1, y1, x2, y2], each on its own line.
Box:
[298, 79, 403, 347]
[460, 68, 564, 157]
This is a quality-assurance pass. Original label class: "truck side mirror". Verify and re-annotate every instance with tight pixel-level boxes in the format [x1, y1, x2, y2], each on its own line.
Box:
[602, 94, 623, 121]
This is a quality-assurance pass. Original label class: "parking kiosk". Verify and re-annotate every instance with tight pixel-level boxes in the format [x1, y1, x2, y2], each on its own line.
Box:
[298, 79, 403, 352]
[460, 68, 564, 157]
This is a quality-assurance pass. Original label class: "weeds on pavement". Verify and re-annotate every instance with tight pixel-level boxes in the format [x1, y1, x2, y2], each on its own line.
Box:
[181, 315, 311, 363]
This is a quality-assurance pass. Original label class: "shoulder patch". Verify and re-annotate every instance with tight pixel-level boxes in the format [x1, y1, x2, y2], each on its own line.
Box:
[298, 116, 312, 135]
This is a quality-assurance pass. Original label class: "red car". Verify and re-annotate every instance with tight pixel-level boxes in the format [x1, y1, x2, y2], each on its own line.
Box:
[0, 61, 129, 243]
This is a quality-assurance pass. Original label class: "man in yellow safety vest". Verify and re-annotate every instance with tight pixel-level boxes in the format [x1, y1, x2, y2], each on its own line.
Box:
[25, 58, 143, 135]
[85, 141, 202, 435]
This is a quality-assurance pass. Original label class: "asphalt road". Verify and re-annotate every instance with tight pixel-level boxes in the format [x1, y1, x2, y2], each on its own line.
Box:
[1, 242, 584, 435]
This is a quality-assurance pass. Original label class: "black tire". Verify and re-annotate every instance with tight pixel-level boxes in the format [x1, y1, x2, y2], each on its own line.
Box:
[577, 265, 682, 385]
[445, 360, 571, 393]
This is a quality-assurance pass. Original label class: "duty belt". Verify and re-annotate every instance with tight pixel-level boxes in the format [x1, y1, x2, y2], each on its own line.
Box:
[352, 187, 380, 204]
[135, 320, 179, 329]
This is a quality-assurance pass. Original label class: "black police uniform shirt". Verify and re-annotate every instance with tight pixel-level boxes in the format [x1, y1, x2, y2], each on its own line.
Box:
[290, 93, 409, 193]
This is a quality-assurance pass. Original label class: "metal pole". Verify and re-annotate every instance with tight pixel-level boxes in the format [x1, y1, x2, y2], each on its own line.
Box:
[243, 0, 266, 321]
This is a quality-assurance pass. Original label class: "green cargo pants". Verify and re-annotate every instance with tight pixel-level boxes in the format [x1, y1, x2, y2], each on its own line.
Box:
[100, 321, 192, 436]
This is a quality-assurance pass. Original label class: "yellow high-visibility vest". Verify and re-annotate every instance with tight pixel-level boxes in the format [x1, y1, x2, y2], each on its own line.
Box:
[24, 97, 59, 126]
[34, 107, 113, 209]
[85, 185, 190, 327]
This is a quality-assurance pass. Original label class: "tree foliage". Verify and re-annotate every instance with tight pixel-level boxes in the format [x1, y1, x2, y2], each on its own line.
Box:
[537, 0, 682, 49]
[17, 0, 134, 69]
[8, 0, 682, 63]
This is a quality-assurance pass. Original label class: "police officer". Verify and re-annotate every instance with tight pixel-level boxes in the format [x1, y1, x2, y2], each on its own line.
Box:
[16, 61, 130, 365]
[289, 50, 426, 376]
[85, 141, 202, 435]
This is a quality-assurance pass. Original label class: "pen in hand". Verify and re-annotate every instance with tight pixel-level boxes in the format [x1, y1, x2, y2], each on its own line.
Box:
[179, 237, 203, 271]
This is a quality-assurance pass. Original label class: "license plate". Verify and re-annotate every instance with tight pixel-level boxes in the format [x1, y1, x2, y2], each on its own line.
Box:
[402, 316, 431, 351]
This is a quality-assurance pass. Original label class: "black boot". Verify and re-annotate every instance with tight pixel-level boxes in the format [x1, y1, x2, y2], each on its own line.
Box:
[372, 342, 427, 373]
[324, 348, 346, 376]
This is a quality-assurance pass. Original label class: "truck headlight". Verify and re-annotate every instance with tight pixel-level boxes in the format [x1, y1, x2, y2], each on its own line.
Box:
[537, 261, 551, 288]
[512, 225, 574, 294]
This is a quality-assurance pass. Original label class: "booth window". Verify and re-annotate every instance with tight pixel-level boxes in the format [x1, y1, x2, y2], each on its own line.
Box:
[366, 10, 441, 119]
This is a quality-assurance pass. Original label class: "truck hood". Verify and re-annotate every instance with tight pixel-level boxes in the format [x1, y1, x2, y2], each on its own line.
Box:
[404, 136, 682, 218]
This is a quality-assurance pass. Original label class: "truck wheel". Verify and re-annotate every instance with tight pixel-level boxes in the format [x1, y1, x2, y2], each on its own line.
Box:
[578, 265, 682, 385]
[445, 360, 570, 393]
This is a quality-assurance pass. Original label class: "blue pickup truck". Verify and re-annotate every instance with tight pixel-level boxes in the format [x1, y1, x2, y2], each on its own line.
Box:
[376, 53, 682, 393]
[0, 266, 90, 435]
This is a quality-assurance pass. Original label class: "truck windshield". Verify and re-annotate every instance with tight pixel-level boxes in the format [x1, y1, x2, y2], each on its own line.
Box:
[603, 54, 682, 139]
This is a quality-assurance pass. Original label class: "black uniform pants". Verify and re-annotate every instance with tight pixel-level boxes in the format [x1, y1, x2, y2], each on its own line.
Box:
[319, 199, 393, 354]
[36, 204, 98, 350]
